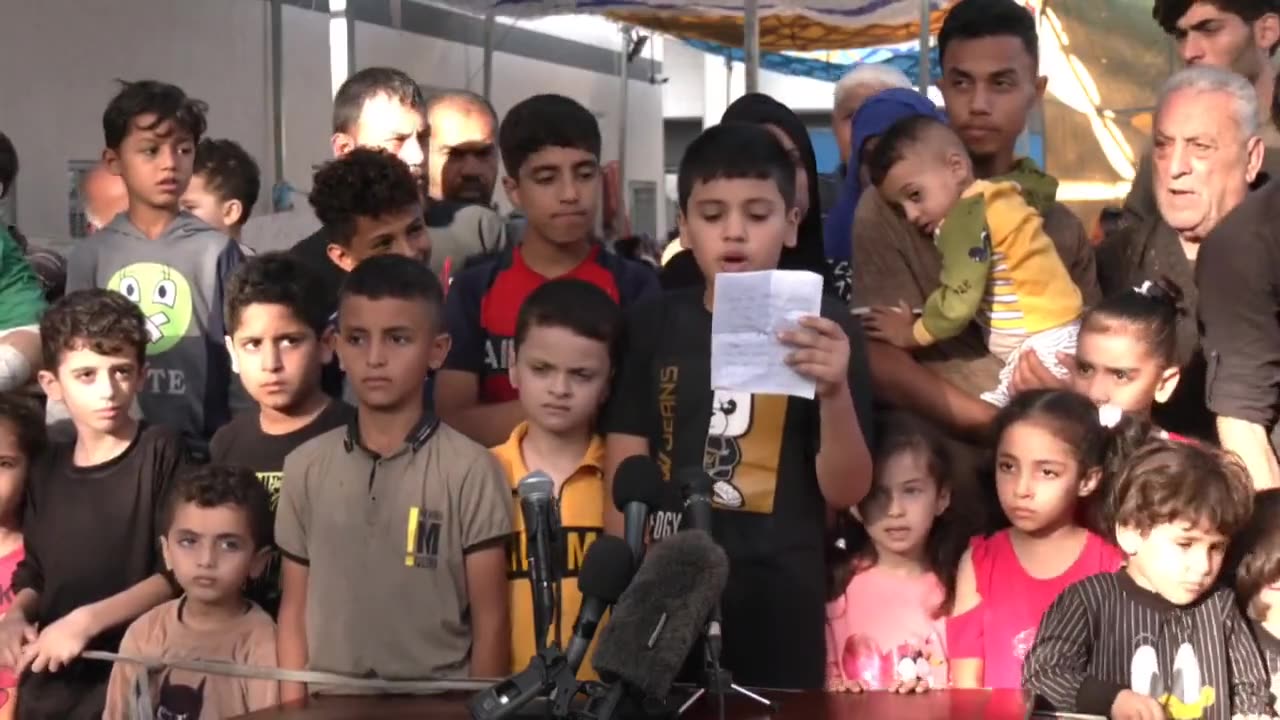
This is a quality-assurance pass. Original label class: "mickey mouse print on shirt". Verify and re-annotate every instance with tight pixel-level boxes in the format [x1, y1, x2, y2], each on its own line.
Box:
[1130, 638, 1217, 720]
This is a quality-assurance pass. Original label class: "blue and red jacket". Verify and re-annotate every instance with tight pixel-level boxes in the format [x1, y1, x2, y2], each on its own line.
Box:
[443, 242, 659, 402]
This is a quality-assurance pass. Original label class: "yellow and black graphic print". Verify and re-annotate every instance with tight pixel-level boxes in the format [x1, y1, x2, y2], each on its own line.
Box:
[405, 506, 443, 569]
[703, 390, 786, 514]
[506, 527, 602, 580]
[1130, 641, 1216, 719]
[258, 472, 282, 512]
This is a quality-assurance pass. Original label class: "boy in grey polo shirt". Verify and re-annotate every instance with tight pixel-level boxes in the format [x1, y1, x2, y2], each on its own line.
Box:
[275, 255, 512, 700]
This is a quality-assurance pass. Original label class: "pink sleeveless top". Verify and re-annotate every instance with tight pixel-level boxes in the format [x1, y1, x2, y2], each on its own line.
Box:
[825, 566, 948, 690]
[0, 545, 23, 694]
[946, 529, 1124, 688]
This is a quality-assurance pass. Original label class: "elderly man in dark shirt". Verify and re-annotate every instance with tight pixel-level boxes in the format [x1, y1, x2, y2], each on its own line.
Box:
[1174, 67, 1280, 488]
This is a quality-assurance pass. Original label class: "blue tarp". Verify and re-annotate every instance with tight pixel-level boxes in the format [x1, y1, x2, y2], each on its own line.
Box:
[683, 39, 941, 86]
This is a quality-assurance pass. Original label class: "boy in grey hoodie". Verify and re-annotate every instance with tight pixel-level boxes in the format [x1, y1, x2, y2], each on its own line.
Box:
[67, 80, 243, 457]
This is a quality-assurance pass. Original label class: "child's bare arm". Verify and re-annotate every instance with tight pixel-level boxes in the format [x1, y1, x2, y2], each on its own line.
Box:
[464, 545, 511, 678]
[101, 623, 144, 720]
[435, 370, 525, 447]
[781, 316, 872, 509]
[949, 548, 984, 688]
[0, 589, 38, 669]
[26, 573, 173, 673]
[277, 558, 310, 703]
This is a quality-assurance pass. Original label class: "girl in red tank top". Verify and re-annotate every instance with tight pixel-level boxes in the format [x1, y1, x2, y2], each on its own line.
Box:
[947, 390, 1141, 689]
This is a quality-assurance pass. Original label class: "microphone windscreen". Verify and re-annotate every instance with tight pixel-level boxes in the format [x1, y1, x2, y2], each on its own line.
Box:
[517, 471, 554, 501]
[675, 467, 714, 499]
[612, 455, 666, 512]
[591, 530, 729, 698]
[577, 535, 635, 602]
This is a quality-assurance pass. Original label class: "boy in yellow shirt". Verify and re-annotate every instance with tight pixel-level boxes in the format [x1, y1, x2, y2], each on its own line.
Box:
[862, 115, 1082, 407]
[492, 278, 622, 675]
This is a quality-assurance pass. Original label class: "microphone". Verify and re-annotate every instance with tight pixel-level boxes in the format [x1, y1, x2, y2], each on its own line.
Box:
[612, 455, 666, 562]
[564, 535, 635, 674]
[676, 467, 714, 533]
[469, 536, 636, 720]
[591, 530, 729, 701]
[676, 469, 724, 667]
[518, 471, 560, 652]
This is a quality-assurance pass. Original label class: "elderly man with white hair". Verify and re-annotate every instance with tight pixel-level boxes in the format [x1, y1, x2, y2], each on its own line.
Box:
[831, 63, 914, 168]
[1175, 66, 1280, 489]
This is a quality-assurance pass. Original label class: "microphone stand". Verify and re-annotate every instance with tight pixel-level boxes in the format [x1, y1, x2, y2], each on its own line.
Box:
[675, 610, 776, 719]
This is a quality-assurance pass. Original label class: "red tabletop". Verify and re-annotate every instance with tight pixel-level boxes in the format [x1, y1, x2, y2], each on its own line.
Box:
[232, 689, 1033, 719]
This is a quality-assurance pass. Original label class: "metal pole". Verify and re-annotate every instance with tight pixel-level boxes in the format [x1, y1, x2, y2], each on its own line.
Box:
[744, 0, 760, 93]
[483, 11, 496, 101]
[918, 0, 931, 94]
[328, 0, 353, 97]
[270, 0, 285, 196]
[618, 27, 630, 229]
[725, 55, 732, 108]
[346, 3, 356, 79]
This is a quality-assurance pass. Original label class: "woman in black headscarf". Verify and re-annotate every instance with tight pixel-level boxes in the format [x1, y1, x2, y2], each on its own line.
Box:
[662, 93, 835, 294]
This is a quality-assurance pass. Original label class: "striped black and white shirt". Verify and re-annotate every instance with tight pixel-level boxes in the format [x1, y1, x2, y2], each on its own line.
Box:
[1250, 620, 1280, 714]
[1022, 571, 1271, 719]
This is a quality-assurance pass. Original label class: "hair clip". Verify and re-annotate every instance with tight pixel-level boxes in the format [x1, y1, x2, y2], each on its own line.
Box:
[1133, 280, 1155, 296]
[1098, 404, 1123, 429]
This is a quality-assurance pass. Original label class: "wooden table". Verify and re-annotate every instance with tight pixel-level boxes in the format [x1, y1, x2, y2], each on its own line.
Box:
[233, 689, 1034, 719]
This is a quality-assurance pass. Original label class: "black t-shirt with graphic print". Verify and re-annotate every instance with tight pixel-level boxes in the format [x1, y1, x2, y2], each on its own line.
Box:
[601, 287, 874, 690]
[209, 400, 354, 614]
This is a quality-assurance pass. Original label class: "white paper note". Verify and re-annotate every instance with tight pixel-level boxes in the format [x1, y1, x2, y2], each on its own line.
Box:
[711, 270, 824, 399]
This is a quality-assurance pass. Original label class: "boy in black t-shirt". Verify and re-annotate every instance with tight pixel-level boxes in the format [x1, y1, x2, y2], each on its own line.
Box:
[0, 290, 185, 719]
[601, 123, 874, 690]
[211, 253, 353, 614]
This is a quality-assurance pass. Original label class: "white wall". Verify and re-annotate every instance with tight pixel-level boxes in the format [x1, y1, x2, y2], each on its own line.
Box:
[0, 0, 667, 241]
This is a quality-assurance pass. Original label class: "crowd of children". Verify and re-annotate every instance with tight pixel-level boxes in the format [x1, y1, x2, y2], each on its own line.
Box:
[4, 0, 1280, 718]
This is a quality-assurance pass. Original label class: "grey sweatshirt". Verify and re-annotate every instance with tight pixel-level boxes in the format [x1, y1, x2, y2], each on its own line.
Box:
[66, 213, 243, 452]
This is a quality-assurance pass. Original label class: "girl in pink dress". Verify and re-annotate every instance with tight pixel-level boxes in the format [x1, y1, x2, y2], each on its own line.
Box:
[0, 396, 39, 719]
[948, 390, 1128, 690]
[825, 412, 970, 693]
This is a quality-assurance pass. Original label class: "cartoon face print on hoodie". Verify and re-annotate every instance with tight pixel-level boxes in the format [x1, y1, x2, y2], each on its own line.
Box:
[108, 262, 194, 354]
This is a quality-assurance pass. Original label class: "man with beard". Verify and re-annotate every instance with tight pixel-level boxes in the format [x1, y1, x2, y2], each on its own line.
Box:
[425, 89, 499, 205]
[423, 89, 508, 280]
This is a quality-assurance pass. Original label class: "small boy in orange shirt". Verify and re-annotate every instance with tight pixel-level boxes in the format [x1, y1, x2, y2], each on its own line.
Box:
[492, 279, 621, 674]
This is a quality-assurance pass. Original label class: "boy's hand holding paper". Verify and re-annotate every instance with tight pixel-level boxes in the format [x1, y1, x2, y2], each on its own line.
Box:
[712, 270, 847, 399]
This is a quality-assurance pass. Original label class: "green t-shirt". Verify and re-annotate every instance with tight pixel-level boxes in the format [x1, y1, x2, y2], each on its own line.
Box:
[0, 225, 45, 331]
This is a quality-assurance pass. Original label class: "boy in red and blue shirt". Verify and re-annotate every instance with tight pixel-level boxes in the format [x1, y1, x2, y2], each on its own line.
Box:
[437, 94, 657, 447]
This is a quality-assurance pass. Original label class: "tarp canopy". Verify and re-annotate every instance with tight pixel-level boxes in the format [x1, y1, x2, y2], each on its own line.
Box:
[441, 1, 957, 50]
[685, 38, 940, 84]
